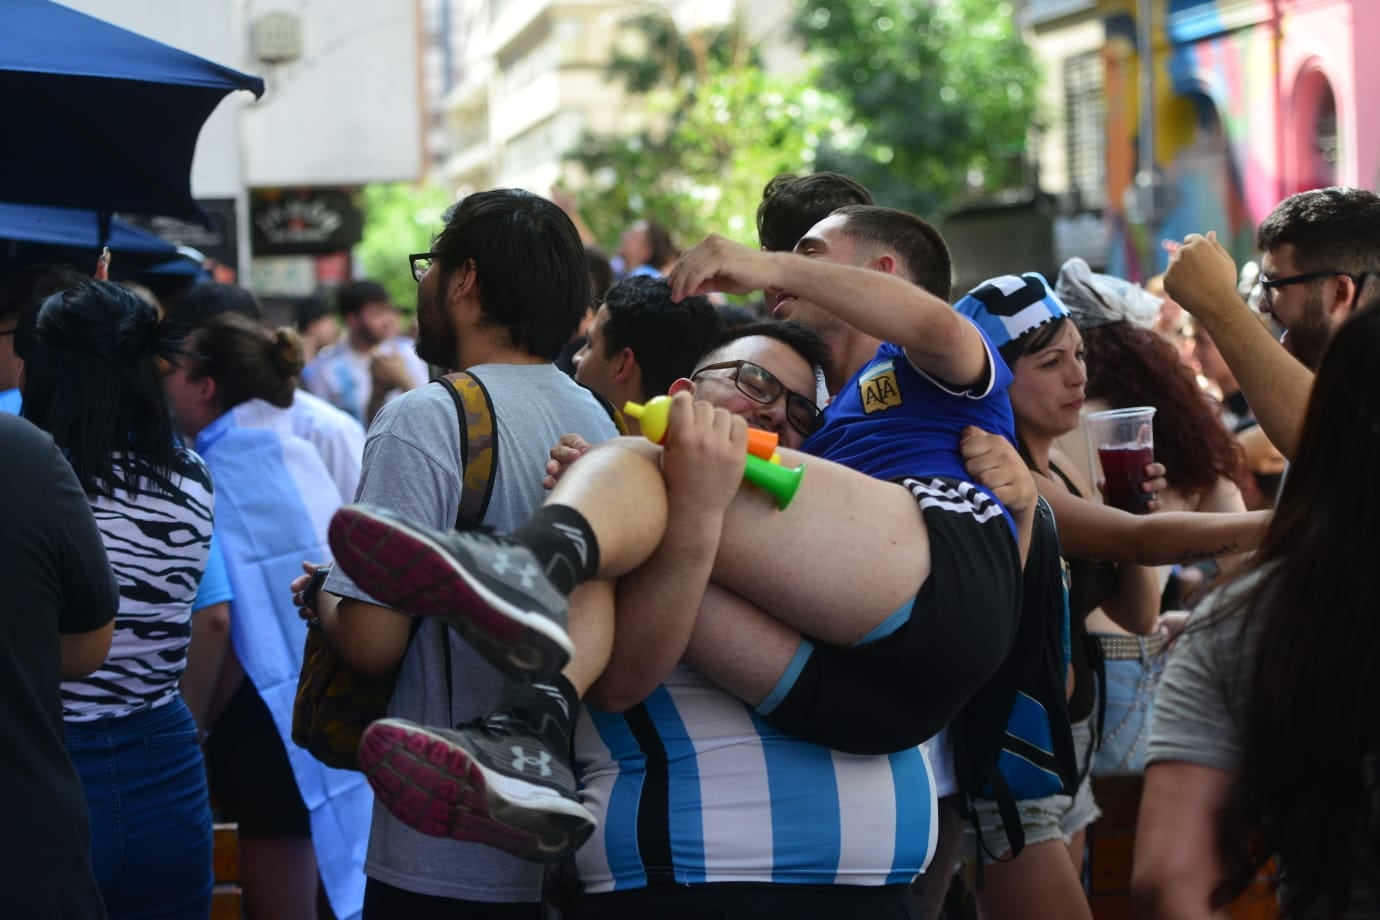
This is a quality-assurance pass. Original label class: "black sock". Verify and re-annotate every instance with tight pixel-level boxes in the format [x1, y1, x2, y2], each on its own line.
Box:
[503, 675, 579, 754]
[510, 504, 600, 595]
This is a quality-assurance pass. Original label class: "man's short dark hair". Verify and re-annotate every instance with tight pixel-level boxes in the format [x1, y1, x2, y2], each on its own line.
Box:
[433, 189, 588, 360]
[829, 205, 953, 302]
[335, 280, 391, 318]
[701, 320, 831, 382]
[294, 296, 331, 332]
[165, 282, 263, 330]
[1256, 187, 1380, 276]
[757, 172, 873, 253]
[601, 275, 724, 400]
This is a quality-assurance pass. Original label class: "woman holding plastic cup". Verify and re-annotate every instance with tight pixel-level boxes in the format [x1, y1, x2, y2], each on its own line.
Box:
[1054, 258, 1252, 778]
[954, 274, 1268, 918]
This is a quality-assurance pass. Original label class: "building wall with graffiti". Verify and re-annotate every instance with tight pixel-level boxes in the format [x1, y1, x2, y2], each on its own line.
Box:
[1097, 0, 1373, 280]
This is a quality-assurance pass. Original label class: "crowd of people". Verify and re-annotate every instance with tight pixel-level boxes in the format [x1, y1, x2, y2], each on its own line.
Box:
[4, 177, 1380, 920]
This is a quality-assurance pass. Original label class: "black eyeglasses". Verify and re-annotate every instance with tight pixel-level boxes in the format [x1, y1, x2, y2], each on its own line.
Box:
[0, 327, 15, 338]
[1258, 270, 1371, 309]
[409, 251, 442, 283]
[691, 360, 822, 438]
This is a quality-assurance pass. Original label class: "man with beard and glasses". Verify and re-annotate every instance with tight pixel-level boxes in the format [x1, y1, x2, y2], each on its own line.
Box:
[302, 190, 620, 918]
[1164, 186, 1380, 461]
[301, 279, 430, 426]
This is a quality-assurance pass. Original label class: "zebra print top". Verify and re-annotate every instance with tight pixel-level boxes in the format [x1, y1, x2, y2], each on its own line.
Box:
[61, 448, 215, 722]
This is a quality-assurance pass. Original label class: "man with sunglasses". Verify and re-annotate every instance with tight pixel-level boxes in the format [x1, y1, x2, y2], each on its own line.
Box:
[1164, 186, 1380, 461]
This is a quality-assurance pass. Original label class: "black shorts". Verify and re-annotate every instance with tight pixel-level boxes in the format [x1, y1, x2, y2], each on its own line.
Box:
[205, 680, 311, 837]
[761, 476, 1022, 755]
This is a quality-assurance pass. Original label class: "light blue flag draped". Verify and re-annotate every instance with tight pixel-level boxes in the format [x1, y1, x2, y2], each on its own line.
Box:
[195, 401, 371, 920]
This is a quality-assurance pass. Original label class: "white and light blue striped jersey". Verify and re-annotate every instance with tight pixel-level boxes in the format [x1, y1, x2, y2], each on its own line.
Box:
[195, 400, 372, 920]
[574, 662, 937, 893]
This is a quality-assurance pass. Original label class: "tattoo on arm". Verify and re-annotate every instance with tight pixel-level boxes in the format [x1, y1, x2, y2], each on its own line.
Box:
[1176, 544, 1237, 564]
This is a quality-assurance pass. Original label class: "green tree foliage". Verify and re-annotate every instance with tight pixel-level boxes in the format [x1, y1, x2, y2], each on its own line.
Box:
[566, 1, 1040, 253]
[795, 0, 1042, 217]
[356, 182, 454, 311]
[572, 63, 855, 250]
[568, 13, 857, 251]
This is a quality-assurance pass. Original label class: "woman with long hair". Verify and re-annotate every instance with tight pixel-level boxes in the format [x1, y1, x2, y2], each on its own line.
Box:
[1134, 301, 1380, 918]
[951, 274, 1269, 920]
[1055, 257, 1246, 513]
[164, 312, 371, 920]
[1053, 258, 1249, 776]
[18, 280, 218, 918]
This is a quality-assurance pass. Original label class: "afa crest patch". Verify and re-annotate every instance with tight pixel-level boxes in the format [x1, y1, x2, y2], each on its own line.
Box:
[860, 360, 903, 414]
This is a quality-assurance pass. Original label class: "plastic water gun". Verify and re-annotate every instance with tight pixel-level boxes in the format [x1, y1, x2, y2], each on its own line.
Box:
[624, 396, 804, 509]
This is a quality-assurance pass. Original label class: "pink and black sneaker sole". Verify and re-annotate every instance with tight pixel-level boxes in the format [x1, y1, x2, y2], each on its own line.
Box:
[328, 504, 572, 682]
[358, 718, 596, 864]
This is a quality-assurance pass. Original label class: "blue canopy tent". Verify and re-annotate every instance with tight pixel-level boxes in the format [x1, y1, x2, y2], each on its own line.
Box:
[0, 0, 264, 225]
[0, 202, 192, 273]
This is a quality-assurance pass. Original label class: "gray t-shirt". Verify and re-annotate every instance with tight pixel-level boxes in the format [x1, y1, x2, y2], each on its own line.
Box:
[324, 363, 619, 903]
[1149, 568, 1379, 918]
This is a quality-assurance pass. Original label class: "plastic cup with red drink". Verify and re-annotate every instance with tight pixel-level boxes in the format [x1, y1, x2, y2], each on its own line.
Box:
[1085, 406, 1157, 514]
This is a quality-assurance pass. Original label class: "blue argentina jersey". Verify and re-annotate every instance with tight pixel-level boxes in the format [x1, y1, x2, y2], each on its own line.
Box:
[573, 664, 937, 892]
[803, 331, 1017, 532]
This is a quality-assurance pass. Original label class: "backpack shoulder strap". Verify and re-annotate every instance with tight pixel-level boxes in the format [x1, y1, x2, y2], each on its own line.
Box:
[577, 381, 629, 436]
[433, 371, 498, 528]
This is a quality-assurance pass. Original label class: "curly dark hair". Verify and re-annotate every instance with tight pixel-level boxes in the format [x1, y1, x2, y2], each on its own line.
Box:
[1080, 322, 1243, 501]
[1209, 300, 1380, 917]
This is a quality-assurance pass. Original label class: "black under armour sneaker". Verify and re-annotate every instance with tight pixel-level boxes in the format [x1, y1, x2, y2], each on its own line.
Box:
[358, 713, 596, 864]
[328, 504, 572, 682]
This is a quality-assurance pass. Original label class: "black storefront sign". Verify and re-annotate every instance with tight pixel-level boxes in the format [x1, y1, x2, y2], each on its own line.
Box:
[251, 187, 363, 255]
[120, 197, 240, 274]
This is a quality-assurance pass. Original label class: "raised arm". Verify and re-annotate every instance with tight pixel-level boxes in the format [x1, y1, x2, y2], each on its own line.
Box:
[668, 234, 988, 387]
[586, 396, 748, 710]
[1164, 233, 1311, 460]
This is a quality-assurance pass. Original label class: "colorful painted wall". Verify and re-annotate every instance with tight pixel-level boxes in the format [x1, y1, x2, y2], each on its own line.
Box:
[1101, 0, 1372, 281]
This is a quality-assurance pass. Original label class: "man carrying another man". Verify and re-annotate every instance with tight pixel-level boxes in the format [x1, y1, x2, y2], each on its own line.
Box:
[328, 203, 1041, 866]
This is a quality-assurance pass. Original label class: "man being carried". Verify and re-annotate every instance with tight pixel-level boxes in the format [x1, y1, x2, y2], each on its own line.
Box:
[572, 321, 994, 915]
[328, 205, 1041, 859]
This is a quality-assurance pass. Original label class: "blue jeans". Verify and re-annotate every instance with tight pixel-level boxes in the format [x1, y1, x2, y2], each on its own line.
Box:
[66, 698, 213, 920]
[1090, 637, 1166, 775]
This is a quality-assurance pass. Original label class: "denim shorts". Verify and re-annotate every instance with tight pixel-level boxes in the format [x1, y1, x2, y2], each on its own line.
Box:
[960, 717, 1102, 860]
[1090, 633, 1166, 776]
[65, 697, 214, 920]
